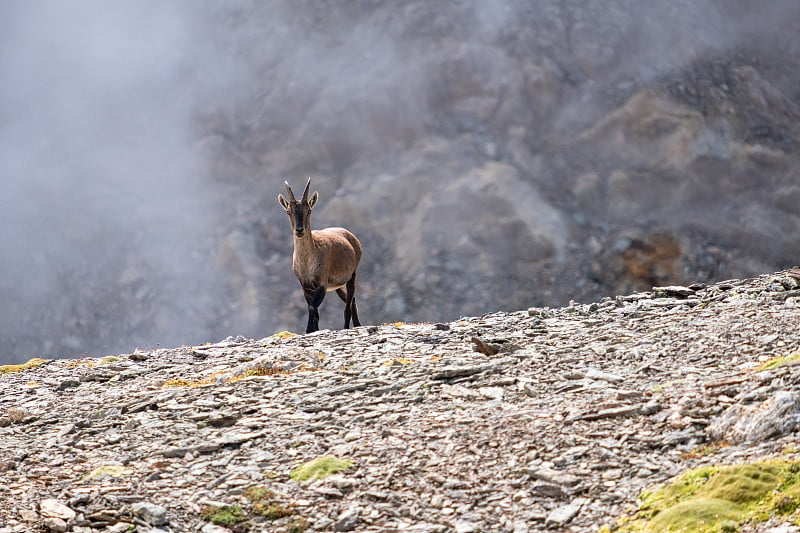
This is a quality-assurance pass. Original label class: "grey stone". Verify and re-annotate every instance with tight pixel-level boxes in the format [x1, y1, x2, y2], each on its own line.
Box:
[525, 466, 581, 488]
[530, 481, 568, 499]
[201, 524, 232, 533]
[545, 498, 585, 526]
[131, 502, 168, 526]
[333, 508, 360, 532]
[57, 379, 81, 390]
[709, 390, 800, 443]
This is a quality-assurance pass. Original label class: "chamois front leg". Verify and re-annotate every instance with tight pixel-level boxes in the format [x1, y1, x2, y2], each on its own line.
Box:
[304, 285, 326, 333]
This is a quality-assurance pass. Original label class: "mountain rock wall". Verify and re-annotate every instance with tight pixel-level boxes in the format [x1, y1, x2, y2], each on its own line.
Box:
[1, 0, 799, 360]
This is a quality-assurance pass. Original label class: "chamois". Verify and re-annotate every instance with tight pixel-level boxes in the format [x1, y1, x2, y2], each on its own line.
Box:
[278, 178, 362, 333]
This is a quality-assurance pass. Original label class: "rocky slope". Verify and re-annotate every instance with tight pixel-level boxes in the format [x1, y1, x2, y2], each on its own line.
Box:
[2, 268, 800, 532]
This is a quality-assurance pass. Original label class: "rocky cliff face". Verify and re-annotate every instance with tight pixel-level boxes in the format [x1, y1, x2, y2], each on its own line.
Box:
[1, 269, 800, 532]
[205, 0, 800, 344]
[2, 0, 799, 360]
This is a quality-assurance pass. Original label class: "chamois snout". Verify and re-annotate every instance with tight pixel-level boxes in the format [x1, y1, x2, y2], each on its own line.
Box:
[278, 178, 363, 333]
[293, 214, 307, 237]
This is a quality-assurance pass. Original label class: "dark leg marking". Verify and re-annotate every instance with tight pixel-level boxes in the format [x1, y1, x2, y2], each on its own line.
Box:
[304, 285, 326, 333]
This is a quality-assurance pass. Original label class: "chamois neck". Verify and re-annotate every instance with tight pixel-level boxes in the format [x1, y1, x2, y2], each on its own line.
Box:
[292, 232, 316, 250]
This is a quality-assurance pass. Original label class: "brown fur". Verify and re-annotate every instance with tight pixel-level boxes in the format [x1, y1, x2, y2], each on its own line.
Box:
[278, 179, 362, 333]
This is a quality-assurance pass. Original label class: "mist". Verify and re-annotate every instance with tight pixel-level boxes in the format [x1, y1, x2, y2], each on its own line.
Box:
[0, 2, 233, 361]
[1, 1, 798, 364]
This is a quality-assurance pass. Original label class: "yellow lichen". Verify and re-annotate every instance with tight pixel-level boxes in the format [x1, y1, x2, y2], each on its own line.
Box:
[64, 355, 122, 369]
[783, 445, 800, 455]
[81, 465, 132, 481]
[0, 358, 49, 375]
[270, 330, 297, 339]
[162, 371, 226, 387]
[757, 352, 800, 372]
[650, 380, 681, 393]
[680, 442, 731, 460]
[381, 357, 416, 366]
[225, 365, 320, 384]
[163, 378, 195, 387]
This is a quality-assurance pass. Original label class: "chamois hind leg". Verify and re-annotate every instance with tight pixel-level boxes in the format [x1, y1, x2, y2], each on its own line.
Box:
[336, 287, 353, 329]
[304, 285, 326, 333]
[335, 288, 347, 303]
[336, 288, 350, 329]
[345, 272, 360, 328]
[350, 297, 360, 327]
[336, 287, 351, 329]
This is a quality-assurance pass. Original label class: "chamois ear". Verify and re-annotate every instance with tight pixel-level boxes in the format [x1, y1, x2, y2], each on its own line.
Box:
[278, 194, 290, 210]
[308, 191, 318, 209]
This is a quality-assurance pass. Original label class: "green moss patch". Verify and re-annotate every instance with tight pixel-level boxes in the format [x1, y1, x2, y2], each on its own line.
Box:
[0, 358, 49, 375]
[201, 504, 247, 526]
[197, 485, 298, 527]
[648, 498, 740, 532]
[290, 456, 352, 482]
[287, 517, 310, 532]
[244, 486, 294, 520]
[702, 463, 781, 504]
[611, 460, 800, 532]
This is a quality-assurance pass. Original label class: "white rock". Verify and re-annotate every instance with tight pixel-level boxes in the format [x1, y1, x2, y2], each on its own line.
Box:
[39, 499, 75, 521]
[478, 386, 504, 401]
[764, 526, 800, 533]
[512, 521, 530, 533]
[201, 524, 232, 533]
[42, 517, 67, 532]
[455, 520, 477, 533]
[584, 368, 624, 383]
[106, 524, 135, 533]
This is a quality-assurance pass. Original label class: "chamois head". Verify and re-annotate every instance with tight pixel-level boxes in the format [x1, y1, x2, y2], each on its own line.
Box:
[278, 178, 318, 238]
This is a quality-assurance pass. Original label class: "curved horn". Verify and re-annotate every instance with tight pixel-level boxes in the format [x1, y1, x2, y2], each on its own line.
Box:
[301, 177, 311, 203]
[284, 181, 297, 202]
